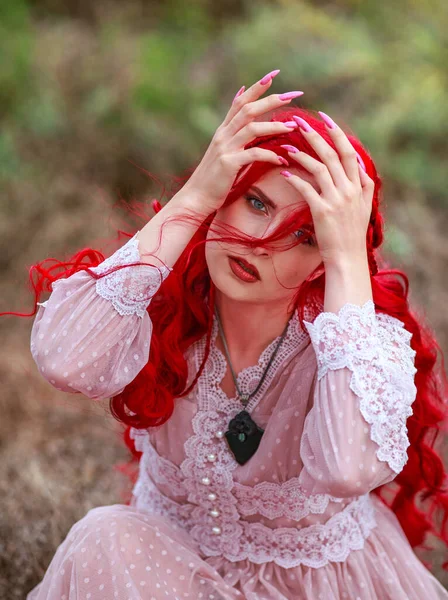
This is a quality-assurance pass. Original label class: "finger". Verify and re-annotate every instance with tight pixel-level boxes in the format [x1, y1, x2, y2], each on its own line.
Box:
[358, 162, 375, 196]
[226, 90, 304, 138]
[280, 146, 335, 199]
[317, 112, 361, 186]
[229, 120, 298, 150]
[222, 69, 280, 128]
[293, 115, 354, 190]
[236, 147, 290, 169]
[279, 170, 323, 215]
[356, 151, 367, 174]
[228, 147, 288, 187]
[232, 86, 246, 104]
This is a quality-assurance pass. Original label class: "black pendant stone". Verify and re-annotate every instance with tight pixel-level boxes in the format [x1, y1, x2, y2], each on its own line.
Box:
[224, 409, 264, 465]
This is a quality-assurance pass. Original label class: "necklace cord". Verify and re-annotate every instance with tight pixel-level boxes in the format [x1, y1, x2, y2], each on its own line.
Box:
[214, 307, 292, 407]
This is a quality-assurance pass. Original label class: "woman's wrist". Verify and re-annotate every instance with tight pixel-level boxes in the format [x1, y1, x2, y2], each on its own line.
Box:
[323, 253, 373, 313]
[171, 187, 216, 219]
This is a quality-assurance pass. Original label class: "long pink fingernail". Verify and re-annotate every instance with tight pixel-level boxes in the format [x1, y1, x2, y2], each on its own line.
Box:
[356, 152, 367, 172]
[318, 111, 338, 129]
[283, 121, 298, 128]
[280, 144, 299, 153]
[232, 86, 245, 104]
[292, 116, 313, 132]
[280, 170, 292, 178]
[259, 69, 280, 85]
[278, 156, 289, 166]
[278, 91, 304, 101]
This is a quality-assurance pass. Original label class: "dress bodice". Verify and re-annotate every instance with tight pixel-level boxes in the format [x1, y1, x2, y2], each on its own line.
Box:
[129, 310, 377, 568]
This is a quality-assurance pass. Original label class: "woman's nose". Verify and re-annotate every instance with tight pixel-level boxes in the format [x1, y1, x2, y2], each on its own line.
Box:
[251, 244, 271, 257]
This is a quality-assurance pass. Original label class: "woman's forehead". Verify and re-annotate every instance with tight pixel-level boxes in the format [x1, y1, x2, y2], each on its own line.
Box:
[256, 169, 320, 207]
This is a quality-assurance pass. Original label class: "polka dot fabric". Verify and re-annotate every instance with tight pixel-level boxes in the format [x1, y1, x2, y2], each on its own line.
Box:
[30, 233, 171, 400]
[26, 505, 240, 600]
[28, 234, 448, 598]
[26, 499, 448, 599]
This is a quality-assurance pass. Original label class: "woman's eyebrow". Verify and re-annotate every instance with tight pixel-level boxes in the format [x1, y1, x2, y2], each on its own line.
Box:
[249, 186, 278, 210]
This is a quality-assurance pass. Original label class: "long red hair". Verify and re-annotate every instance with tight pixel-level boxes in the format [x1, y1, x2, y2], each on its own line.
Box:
[6, 106, 448, 570]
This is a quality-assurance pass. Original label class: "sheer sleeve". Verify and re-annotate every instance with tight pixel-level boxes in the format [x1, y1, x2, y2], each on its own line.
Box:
[297, 300, 418, 498]
[30, 232, 172, 400]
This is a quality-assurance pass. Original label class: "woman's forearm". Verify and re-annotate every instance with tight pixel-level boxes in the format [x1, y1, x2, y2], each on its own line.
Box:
[135, 191, 211, 269]
[323, 253, 373, 313]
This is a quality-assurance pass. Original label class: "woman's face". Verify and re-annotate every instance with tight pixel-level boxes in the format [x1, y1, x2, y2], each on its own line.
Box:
[205, 167, 323, 310]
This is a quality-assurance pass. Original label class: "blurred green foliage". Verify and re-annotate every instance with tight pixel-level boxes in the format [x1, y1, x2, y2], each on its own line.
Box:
[0, 1, 33, 118]
[0, 0, 447, 253]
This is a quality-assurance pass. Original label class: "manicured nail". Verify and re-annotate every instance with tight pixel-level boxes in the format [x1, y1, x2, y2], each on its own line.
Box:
[277, 156, 289, 166]
[280, 144, 299, 153]
[280, 170, 293, 178]
[292, 116, 313, 132]
[283, 121, 298, 128]
[259, 69, 280, 85]
[232, 86, 245, 104]
[318, 111, 338, 129]
[356, 152, 367, 172]
[278, 91, 304, 101]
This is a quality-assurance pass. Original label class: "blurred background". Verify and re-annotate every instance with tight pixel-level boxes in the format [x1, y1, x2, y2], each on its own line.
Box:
[1, 0, 447, 596]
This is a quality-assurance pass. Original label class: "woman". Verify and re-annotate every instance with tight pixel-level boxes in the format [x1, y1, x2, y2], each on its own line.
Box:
[25, 69, 448, 598]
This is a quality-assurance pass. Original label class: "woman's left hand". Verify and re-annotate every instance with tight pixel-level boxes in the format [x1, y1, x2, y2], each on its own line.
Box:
[279, 112, 375, 266]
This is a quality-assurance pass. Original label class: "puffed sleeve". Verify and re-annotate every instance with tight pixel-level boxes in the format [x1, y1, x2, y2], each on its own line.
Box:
[297, 300, 418, 498]
[30, 232, 172, 400]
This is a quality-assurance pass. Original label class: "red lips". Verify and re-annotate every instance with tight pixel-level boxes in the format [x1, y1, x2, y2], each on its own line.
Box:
[228, 256, 260, 279]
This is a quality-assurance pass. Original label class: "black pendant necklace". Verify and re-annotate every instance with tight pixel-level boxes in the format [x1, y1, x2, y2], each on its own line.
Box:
[214, 306, 292, 466]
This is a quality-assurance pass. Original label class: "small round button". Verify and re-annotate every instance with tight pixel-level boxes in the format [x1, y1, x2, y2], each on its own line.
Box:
[207, 492, 217, 501]
[201, 476, 211, 485]
[215, 430, 225, 439]
[210, 508, 220, 518]
[207, 453, 217, 462]
[212, 526, 221, 535]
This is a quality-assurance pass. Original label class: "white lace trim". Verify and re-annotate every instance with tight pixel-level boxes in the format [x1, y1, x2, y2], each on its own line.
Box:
[133, 429, 188, 498]
[303, 300, 418, 473]
[90, 232, 172, 318]
[233, 479, 344, 520]
[130, 435, 377, 568]
[131, 428, 346, 521]
[237, 493, 376, 568]
[130, 411, 374, 568]
[202, 307, 310, 414]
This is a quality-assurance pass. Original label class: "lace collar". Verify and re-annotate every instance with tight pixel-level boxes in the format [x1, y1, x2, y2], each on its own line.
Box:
[198, 307, 310, 414]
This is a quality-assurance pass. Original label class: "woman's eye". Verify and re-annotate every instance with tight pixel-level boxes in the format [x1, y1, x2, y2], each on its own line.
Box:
[246, 196, 267, 213]
[246, 196, 316, 246]
[294, 229, 316, 246]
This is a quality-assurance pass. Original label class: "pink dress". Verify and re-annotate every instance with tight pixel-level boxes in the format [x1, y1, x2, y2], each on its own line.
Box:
[27, 232, 448, 599]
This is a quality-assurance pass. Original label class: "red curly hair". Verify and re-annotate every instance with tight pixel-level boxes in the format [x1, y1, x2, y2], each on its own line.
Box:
[6, 106, 448, 571]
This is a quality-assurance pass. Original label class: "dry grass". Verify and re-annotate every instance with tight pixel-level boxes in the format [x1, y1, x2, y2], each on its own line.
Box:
[0, 323, 134, 598]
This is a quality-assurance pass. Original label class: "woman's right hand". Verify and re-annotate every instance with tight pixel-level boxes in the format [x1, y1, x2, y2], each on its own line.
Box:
[176, 70, 303, 217]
